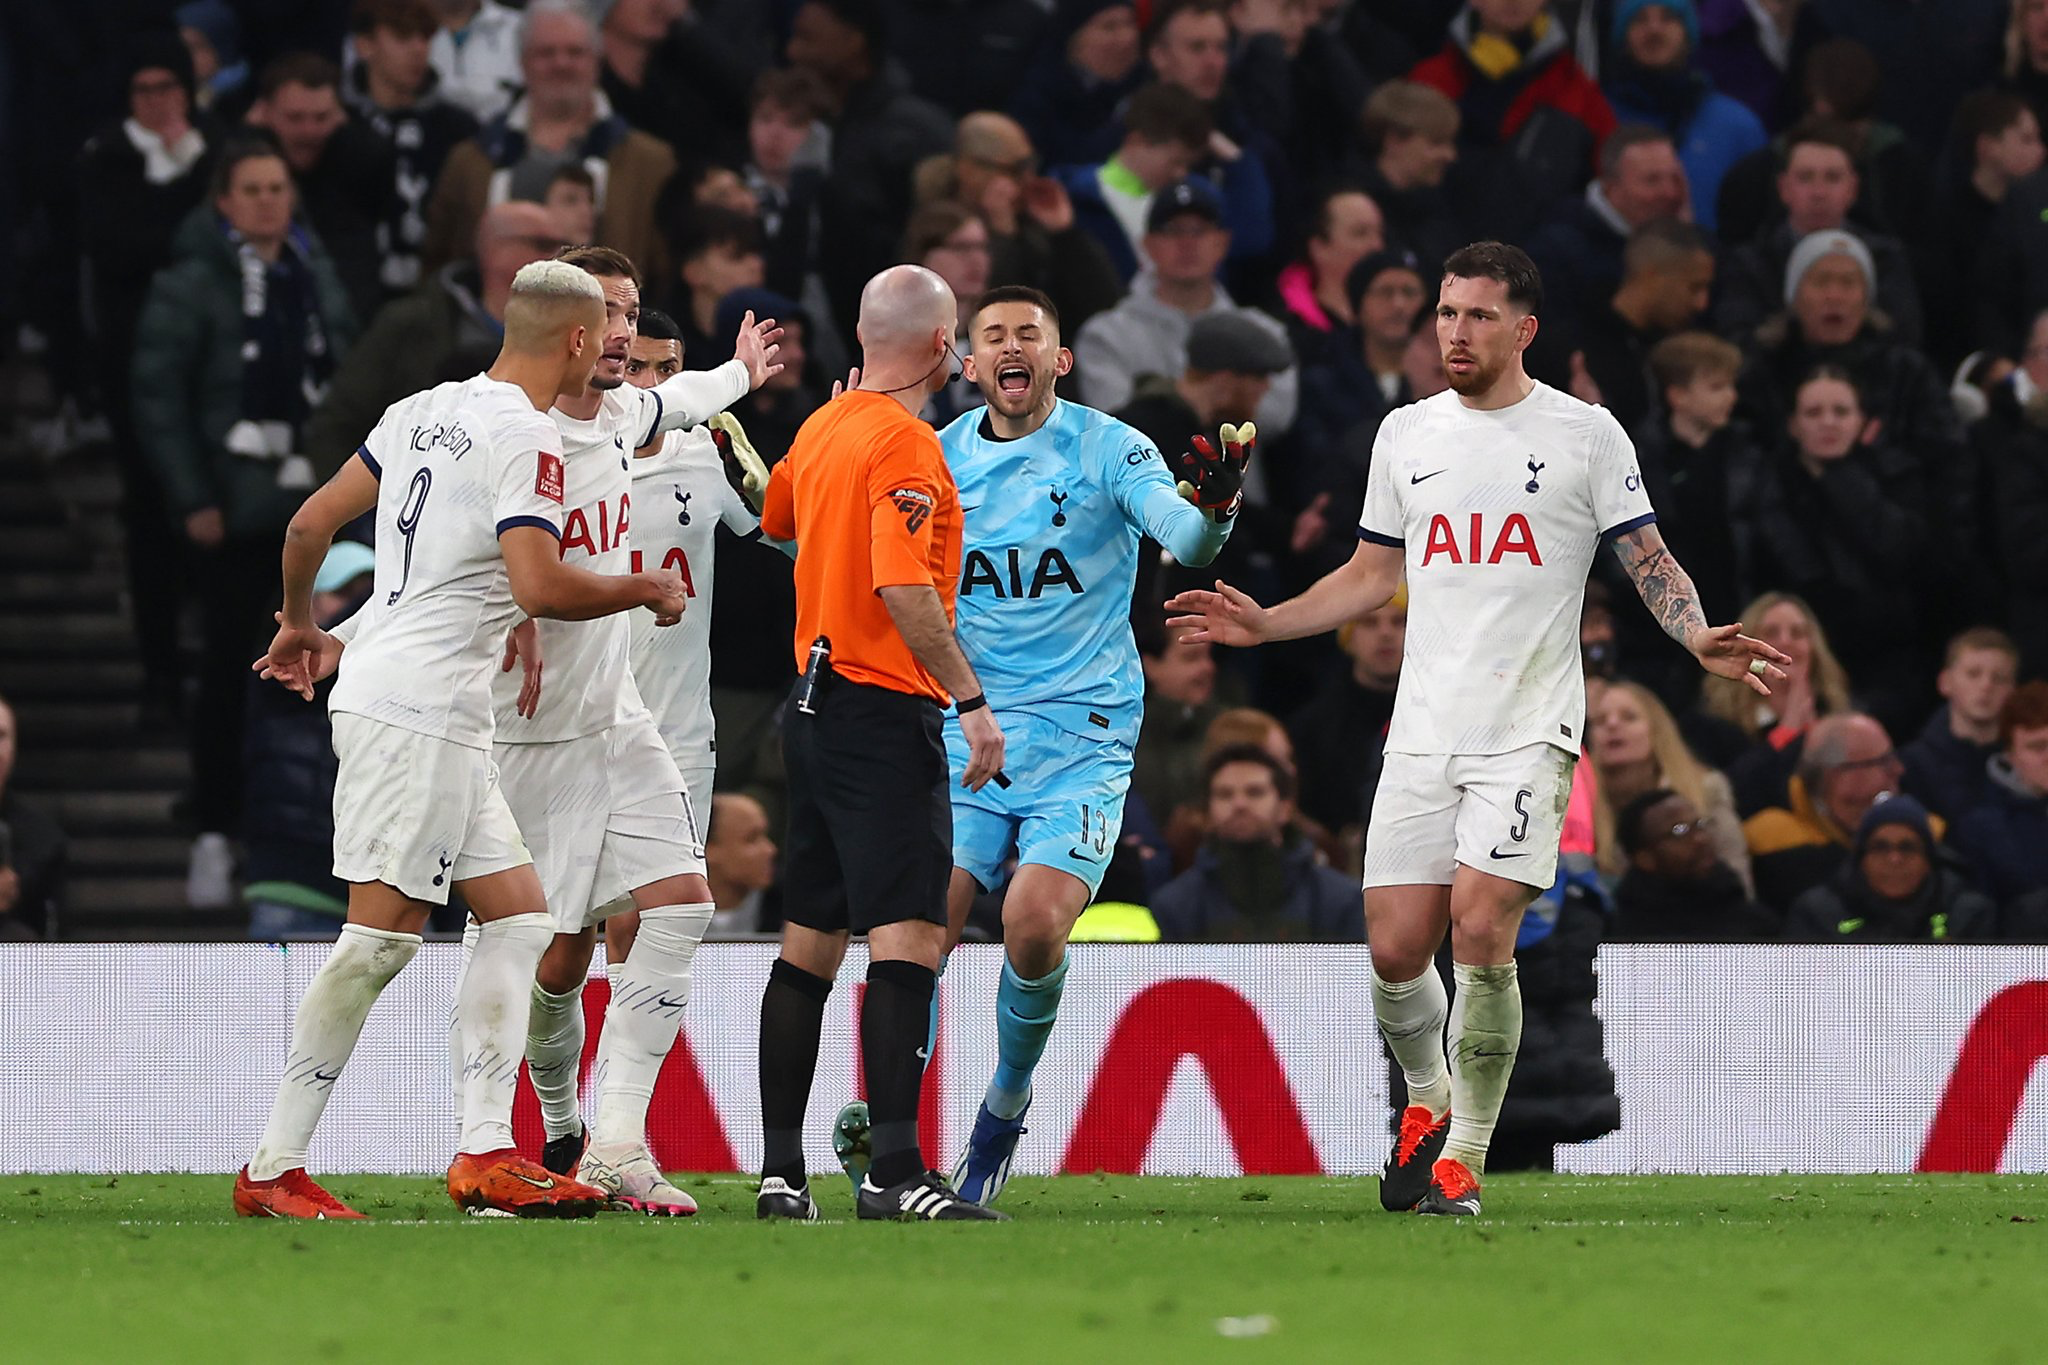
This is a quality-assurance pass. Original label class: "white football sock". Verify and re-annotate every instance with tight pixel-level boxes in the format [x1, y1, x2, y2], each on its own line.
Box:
[592, 902, 712, 1150]
[526, 981, 586, 1141]
[606, 960, 624, 991]
[1443, 961, 1522, 1175]
[249, 923, 419, 1180]
[455, 912, 552, 1156]
[448, 919, 481, 1131]
[1371, 965, 1452, 1119]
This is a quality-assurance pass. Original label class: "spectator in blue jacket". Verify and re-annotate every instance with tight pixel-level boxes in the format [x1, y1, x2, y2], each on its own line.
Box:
[1952, 681, 2048, 909]
[1900, 628, 2020, 823]
[241, 541, 375, 941]
[1152, 745, 1363, 943]
[1602, 0, 1765, 235]
[1049, 81, 1212, 284]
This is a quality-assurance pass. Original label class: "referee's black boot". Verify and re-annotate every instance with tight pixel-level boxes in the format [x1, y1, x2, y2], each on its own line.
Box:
[857, 1169, 1009, 1222]
[756, 1176, 820, 1222]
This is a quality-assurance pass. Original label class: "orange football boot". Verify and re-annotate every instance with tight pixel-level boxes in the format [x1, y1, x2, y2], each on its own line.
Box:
[1415, 1157, 1483, 1216]
[446, 1148, 607, 1218]
[233, 1166, 367, 1219]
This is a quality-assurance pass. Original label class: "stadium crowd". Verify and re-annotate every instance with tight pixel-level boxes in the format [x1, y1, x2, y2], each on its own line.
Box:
[4, 0, 2048, 954]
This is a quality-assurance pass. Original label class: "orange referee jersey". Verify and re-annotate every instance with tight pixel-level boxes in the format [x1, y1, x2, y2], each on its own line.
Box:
[760, 389, 962, 704]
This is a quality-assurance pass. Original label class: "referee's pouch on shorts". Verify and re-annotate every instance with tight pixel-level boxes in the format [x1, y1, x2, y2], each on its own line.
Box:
[795, 635, 833, 714]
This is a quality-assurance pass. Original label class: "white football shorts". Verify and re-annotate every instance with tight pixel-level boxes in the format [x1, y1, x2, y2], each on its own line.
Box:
[1363, 742, 1577, 891]
[330, 712, 531, 905]
[496, 714, 706, 932]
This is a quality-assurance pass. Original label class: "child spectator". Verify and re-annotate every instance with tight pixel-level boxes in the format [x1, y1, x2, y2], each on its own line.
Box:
[543, 163, 597, 246]
[1951, 680, 2048, 906]
[1900, 628, 2021, 821]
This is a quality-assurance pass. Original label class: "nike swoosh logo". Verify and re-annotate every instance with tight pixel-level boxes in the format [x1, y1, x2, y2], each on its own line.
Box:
[506, 1170, 555, 1189]
[1067, 846, 1097, 861]
[960, 504, 982, 513]
[1410, 470, 1445, 484]
[312, 1069, 340, 1082]
[1487, 848, 1528, 860]
[654, 995, 688, 1011]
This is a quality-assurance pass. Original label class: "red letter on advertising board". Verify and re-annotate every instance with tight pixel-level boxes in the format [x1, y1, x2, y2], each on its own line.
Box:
[1061, 979, 1321, 1175]
[512, 979, 739, 1172]
[1916, 981, 2048, 1173]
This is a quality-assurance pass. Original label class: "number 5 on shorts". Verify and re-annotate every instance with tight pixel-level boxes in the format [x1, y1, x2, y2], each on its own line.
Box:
[1508, 788, 1532, 843]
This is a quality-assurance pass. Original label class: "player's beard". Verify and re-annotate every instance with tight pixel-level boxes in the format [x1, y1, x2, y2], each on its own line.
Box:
[1443, 348, 1505, 397]
[587, 362, 626, 392]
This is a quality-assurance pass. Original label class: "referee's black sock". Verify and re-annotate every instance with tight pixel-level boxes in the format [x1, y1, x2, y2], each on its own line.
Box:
[759, 957, 834, 1187]
[863, 958, 937, 1189]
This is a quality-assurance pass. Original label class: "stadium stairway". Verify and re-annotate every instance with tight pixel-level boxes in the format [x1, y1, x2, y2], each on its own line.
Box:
[1, 363, 228, 939]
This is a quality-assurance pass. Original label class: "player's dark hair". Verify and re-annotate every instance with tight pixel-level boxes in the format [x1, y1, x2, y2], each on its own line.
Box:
[257, 52, 341, 100]
[1441, 241, 1543, 317]
[1123, 82, 1214, 151]
[554, 244, 641, 289]
[1617, 788, 1680, 858]
[1599, 123, 1675, 181]
[209, 134, 290, 200]
[973, 285, 1062, 339]
[350, 0, 438, 39]
[1204, 743, 1295, 804]
[674, 205, 762, 264]
[637, 307, 682, 343]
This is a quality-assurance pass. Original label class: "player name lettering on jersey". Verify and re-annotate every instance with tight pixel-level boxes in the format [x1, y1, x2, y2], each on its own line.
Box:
[960, 546, 1084, 599]
[1419, 512, 1543, 566]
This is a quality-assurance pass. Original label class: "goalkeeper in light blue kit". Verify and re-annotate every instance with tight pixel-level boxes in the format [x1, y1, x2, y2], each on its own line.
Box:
[836, 284, 1251, 1207]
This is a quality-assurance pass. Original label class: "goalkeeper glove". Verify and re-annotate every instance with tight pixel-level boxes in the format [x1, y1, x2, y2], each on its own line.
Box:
[1174, 421, 1254, 521]
[707, 411, 770, 515]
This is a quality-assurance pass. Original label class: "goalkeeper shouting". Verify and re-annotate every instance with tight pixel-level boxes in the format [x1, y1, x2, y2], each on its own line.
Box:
[831, 285, 1248, 1209]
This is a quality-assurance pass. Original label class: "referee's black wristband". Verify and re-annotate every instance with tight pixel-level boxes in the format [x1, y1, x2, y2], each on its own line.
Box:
[955, 693, 989, 715]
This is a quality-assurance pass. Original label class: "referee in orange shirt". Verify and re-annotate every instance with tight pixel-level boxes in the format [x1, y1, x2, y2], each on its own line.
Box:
[752, 265, 1007, 1223]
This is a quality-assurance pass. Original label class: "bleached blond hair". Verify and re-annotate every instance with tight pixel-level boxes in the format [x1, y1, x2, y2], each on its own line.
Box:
[510, 259, 605, 301]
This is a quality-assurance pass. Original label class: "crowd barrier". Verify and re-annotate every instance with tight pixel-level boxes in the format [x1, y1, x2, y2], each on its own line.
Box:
[2, 944, 2042, 1175]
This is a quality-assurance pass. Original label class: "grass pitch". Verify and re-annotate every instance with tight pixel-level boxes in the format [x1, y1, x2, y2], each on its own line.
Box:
[2, 1173, 2041, 1363]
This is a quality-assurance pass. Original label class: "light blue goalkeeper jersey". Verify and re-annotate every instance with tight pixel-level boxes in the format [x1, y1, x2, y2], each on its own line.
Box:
[937, 399, 1231, 749]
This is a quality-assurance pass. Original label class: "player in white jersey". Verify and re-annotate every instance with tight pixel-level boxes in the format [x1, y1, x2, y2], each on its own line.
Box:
[617, 308, 771, 815]
[1168, 242, 1789, 1217]
[234, 261, 693, 1221]
[316, 251, 784, 1215]
[497, 250, 781, 1214]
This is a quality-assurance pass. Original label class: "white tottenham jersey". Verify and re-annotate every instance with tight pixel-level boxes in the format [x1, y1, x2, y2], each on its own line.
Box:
[625, 426, 760, 766]
[329, 375, 566, 749]
[1359, 381, 1654, 757]
[489, 386, 665, 744]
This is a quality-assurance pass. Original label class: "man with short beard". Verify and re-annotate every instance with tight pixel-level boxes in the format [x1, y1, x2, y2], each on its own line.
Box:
[1169, 240, 1785, 1216]
[828, 283, 1243, 1212]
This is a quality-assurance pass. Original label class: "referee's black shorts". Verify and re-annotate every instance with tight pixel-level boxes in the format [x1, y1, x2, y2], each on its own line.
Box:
[781, 674, 951, 936]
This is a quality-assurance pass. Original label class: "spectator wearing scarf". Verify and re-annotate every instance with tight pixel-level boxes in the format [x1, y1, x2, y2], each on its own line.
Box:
[132, 140, 356, 871]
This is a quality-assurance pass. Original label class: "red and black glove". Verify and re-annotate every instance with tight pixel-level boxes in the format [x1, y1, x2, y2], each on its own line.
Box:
[1174, 421, 1255, 520]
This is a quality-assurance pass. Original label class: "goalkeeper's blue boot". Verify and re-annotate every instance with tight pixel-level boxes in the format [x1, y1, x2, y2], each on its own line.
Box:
[950, 1099, 1029, 1207]
[831, 1101, 871, 1196]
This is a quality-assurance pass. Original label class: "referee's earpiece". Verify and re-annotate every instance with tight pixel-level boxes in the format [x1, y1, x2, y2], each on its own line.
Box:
[947, 341, 963, 385]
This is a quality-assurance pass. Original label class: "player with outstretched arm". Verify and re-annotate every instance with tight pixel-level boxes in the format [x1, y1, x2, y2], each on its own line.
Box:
[1167, 242, 1788, 1217]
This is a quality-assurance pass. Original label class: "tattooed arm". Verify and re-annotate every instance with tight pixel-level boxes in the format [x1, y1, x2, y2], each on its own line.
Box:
[1610, 523, 1790, 696]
